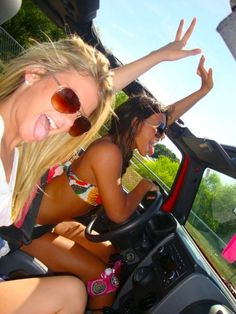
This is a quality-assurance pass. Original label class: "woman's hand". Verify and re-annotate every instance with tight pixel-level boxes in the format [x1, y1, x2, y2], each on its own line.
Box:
[141, 180, 160, 206]
[197, 55, 213, 95]
[151, 18, 201, 62]
[141, 179, 160, 192]
[166, 54, 214, 125]
[113, 18, 201, 91]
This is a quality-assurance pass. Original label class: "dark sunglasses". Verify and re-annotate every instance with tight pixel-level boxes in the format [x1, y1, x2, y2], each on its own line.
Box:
[155, 122, 168, 137]
[50, 74, 91, 137]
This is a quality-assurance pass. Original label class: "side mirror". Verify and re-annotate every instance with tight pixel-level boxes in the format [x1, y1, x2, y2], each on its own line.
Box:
[0, 0, 22, 25]
[217, 1, 236, 60]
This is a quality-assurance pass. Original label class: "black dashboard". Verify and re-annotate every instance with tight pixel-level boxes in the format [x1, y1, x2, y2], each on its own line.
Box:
[112, 224, 236, 314]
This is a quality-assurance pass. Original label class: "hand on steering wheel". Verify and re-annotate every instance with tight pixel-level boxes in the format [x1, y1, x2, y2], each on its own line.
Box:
[85, 192, 163, 243]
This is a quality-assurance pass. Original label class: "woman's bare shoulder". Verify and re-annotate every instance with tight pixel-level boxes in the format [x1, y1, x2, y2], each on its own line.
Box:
[72, 137, 122, 174]
[82, 139, 122, 173]
[86, 137, 121, 158]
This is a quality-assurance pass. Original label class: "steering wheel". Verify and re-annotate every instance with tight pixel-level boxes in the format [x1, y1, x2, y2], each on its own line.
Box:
[85, 192, 163, 243]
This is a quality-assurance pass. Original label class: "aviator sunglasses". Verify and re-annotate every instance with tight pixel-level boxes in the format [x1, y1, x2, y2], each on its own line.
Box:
[145, 104, 168, 137]
[145, 120, 168, 137]
[155, 121, 168, 137]
[50, 74, 91, 137]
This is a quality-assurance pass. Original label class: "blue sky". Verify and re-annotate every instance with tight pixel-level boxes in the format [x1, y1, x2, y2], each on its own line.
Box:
[95, 0, 236, 147]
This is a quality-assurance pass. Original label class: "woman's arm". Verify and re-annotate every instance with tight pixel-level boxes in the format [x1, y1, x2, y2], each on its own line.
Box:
[91, 142, 157, 224]
[113, 18, 201, 91]
[166, 55, 213, 125]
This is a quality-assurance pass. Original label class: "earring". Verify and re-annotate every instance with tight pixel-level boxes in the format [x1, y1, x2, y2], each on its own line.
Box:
[25, 80, 31, 86]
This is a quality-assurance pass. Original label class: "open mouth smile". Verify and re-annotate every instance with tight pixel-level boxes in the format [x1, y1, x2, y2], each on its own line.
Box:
[45, 114, 57, 130]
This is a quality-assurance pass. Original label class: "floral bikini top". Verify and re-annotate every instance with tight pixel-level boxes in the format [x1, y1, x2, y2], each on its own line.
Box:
[47, 161, 102, 206]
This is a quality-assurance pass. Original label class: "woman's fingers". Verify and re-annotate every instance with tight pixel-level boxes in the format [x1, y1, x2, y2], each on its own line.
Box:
[185, 48, 202, 57]
[175, 18, 197, 46]
[158, 18, 201, 61]
[175, 19, 184, 41]
[173, 18, 201, 58]
[181, 17, 197, 45]
[197, 55, 206, 75]
[207, 68, 213, 88]
[196, 55, 214, 91]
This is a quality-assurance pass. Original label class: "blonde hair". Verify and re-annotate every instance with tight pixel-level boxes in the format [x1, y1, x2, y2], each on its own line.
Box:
[0, 36, 114, 221]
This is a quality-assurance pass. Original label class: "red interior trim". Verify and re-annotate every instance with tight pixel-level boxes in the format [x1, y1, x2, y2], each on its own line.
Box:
[162, 154, 190, 213]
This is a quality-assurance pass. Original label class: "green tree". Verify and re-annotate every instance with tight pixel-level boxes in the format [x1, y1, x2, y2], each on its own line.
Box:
[153, 143, 179, 162]
[212, 184, 236, 222]
[204, 171, 222, 192]
[192, 179, 214, 224]
[132, 155, 179, 188]
[212, 183, 236, 240]
[99, 91, 128, 136]
[190, 172, 236, 234]
[2, 0, 65, 48]
[115, 91, 128, 108]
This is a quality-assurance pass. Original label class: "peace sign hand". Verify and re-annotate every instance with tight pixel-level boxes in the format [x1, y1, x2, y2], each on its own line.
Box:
[154, 18, 201, 61]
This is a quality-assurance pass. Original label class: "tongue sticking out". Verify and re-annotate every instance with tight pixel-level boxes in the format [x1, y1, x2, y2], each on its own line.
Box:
[34, 114, 50, 141]
[148, 143, 155, 156]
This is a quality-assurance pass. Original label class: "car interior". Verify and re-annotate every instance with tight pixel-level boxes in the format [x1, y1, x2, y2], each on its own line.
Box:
[0, 1, 236, 313]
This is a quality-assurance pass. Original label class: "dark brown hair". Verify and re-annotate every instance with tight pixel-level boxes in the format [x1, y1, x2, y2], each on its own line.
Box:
[108, 94, 167, 174]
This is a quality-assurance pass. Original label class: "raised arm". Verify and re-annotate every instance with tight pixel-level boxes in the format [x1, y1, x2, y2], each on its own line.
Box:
[166, 55, 213, 126]
[113, 18, 201, 91]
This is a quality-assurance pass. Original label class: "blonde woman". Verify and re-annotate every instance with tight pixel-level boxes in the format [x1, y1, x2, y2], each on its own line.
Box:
[0, 35, 114, 313]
